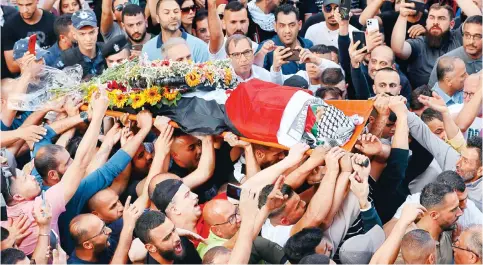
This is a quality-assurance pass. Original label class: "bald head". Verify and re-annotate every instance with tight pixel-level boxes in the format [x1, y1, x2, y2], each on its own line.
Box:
[463, 224, 483, 257]
[437, 57, 464, 81]
[401, 229, 436, 264]
[69, 214, 100, 247]
[203, 199, 235, 226]
[371, 45, 395, 64]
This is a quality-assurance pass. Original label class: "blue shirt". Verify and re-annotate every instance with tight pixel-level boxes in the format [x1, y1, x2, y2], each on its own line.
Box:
[432, 82, 464, 106]
[142, 29, 209, 62]
[46, 42, 65, 68]
[30, 125, 58, 187]
[1, 111, 32, 131]
[59, 149, 132, 254]
[257, 35, 313, 75]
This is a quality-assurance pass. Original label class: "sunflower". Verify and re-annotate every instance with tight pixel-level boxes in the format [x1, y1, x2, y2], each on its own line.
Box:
[109, 89, 128, 109]
[144, 86, 162, 105]
[205, 70, 215, 84]
[185, 70, 201, 87]
[224, 68, 233, 85]
[85, 84, 98, 101]
[130, 93, 146, 109]
[163, 89, 179, 101]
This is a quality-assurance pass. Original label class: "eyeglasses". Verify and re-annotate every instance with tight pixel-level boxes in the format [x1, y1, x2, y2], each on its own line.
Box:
[229, 49, 253, 60]
[115, 2, 130, 12]
[464, 91, 475, 99]
[463, 32, 483, 41]
[213, 206, 239, 226]
[83, 223, 109, 242]
[323, 4, 338, 13]
[452, 241, 481, 258]
[181, 5, 197, 14]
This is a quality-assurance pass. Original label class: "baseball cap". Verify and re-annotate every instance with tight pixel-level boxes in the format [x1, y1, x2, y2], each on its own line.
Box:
[13, 38, 50, 61]
[102, 34, 129, 58]
[339, 225, 386, 264]
[323, 0, 341, 6]
[283, 75, 309, 89]
[72, 10, 97, 30]
[151, 179, 183, 212]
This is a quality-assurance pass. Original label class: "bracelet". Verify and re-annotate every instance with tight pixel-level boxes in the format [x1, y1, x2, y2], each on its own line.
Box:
[39, 234, 50, 237]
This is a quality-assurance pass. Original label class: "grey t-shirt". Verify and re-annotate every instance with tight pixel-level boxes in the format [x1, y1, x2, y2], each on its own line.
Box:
[101, 22, 126, 43]
[427, 46, 483, 88]
[406, 26, 463, 88]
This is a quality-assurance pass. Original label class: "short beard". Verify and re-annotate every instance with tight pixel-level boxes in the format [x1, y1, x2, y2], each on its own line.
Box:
[162, 22, 181, 34]
[426, 29, 450, 48]
[160, 248, 185, 261]
[460, 169, 477, 182]
[442, 222, 458, 231]
[128, 30, 147, 43]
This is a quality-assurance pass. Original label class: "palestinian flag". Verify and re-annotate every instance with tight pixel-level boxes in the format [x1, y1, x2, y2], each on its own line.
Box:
[225, 79, 361, 148]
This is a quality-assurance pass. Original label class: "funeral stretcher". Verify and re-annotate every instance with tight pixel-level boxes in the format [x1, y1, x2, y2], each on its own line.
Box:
[82, 79, 373, 152]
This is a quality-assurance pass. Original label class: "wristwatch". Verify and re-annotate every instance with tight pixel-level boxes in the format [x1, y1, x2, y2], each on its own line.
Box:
[80, 111, 89, 124]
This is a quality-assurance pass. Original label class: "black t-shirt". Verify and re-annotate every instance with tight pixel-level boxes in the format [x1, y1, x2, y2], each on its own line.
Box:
[169, 142, 234, 203]
[146, 236, 202, 264]
[380, 11, 428, 44]
[1, 5, 18, 79]
[2, 9, 56, 51]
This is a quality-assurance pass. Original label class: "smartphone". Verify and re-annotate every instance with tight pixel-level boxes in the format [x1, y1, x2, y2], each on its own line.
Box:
[28, 34, 37, 56]
[352, 31, 366, 50]
[340, 0, 352, 20]
[286, 48, 301, 61]
[366, 18, 380, 32]
[407, 0, 425, 13]
[226, 184, 242, 200]
[132, 44, 143, 51]
[49, 230, 59, 248]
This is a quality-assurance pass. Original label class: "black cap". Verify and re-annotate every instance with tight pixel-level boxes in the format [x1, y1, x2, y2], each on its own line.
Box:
[151, 179, 183, 212]
[284, 75, 309, 89]
[102, 34, 129, 58]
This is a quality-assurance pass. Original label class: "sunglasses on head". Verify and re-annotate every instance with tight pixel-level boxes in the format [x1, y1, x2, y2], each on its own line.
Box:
[115, 2, 130, 12]
[285, 0, 302, 7]
[181, 5, 197, 13]
[323, 4, 338, 13]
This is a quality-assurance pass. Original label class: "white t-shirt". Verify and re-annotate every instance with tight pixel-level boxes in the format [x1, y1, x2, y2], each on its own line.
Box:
[209, 37, 259, 60]
[393, 192, 483, 228]
[448, 104, 482, 140]
[261, 219, 293, 247]
[304, 22, 359, 48]
[236, 65, 271, 83]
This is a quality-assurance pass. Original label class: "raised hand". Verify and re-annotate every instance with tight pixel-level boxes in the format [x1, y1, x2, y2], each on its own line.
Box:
[120, 127, 134, 147]
[285, 143, 310, 166]
[2, 215, 32, 248]
[122, 196, 143, 230]
[239, 188, 259, 220]
[388, 95, 408, 116]
[259, 40, 276, 55]
[349, 40, 368, 68]
[325, 147, 346, 174]
[176, 228, 208, 244]
[418, 92, 448, 113]
[90, 88, 110, 117]
[399, 0, 417, 17]
[128, 238, 148, 263]
[355, 133, 383, 156]
[373, 94, 391, 116]
[299, 47, 322, 65]
[264, 175, 288, 211]
[308, 145, 330, 166]
[272, 46, 292, 71]
[340, 152, 353, 173]
[104, 123, 122, 146]
[63, 95, 84, 117]
[366, 30, 384, 53]
[400, 203, 426, 225]
[155, 122, 174, 156]
[136, 110, 153, 131]
[224, 132, 250, 148]
[348, 171, 370, 208]
[52, 244, 67, 264]
[407, 24, 426, 38]
[32, 200, 52, 228]
[351, 154, 371, 182]
[153, 115, 171, 132]
[18, 125, 47, 143]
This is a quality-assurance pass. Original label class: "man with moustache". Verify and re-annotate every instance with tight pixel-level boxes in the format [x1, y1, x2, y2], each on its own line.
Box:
[391, 2, 477, 88]
[428, 15, 482, 87]
[142, 0, 209, 62]
[121, 4, 153, 57]
[207, 0, 259, 60]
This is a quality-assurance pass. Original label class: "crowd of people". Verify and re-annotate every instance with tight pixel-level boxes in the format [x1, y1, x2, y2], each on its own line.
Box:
[0, 0, 482, 264]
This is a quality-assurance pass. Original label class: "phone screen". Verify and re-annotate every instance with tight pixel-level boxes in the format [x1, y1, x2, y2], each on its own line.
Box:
[49, 230, 59, 247]
[226, 184, 241, 200]
[352, 32, 366, 49]
[28, 34, 37, 56]
[286, 49, 301, 61]
[340, 0, 351, 20]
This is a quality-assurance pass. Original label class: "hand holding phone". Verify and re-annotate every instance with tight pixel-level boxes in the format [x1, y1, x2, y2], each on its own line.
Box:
[352, 31, 367, 49]
[286, 48, 301, 61]
[407, 0, 425, 13]
[28, 34, 37, 56]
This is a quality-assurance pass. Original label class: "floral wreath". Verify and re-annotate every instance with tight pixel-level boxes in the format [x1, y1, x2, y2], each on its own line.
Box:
[82, 58, 237, 109]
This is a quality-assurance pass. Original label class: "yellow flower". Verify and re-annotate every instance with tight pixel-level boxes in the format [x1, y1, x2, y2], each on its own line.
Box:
[224, 68, 232, 85]
[144, 86, 162, 105]
[185, 71, 201, 87]
[163, 89, 179, 101]
[130, 93, 146, 109]
[109, 89, 128, 109]
[85, 84, 98, 101]
[205, 70, 215, 84]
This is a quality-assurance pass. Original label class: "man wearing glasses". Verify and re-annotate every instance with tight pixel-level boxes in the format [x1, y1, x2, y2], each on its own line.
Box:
[453, 224, 482, 264]
[225, 34, 272, 82]
[428, 15, 482, 88]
